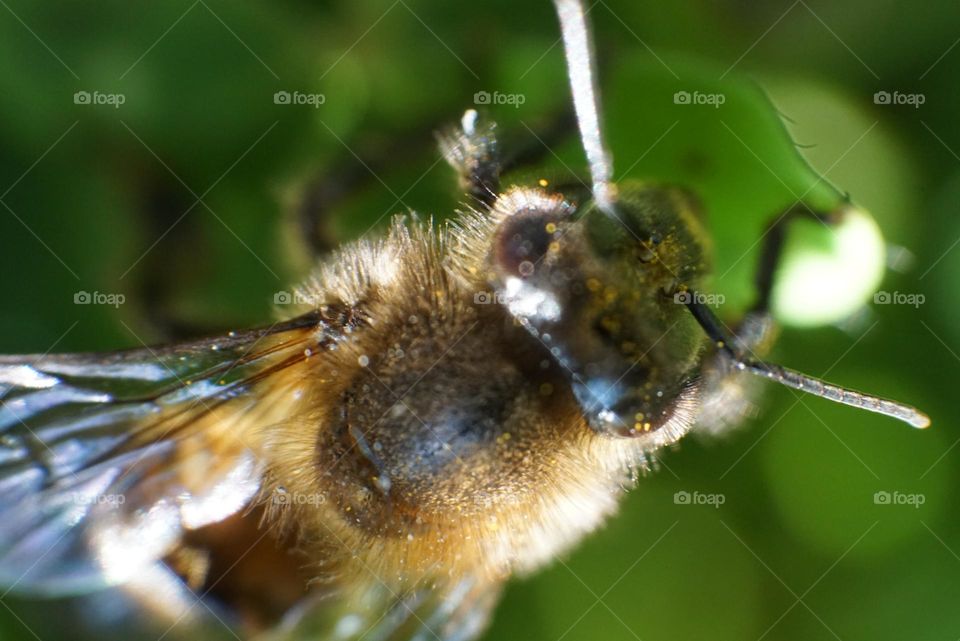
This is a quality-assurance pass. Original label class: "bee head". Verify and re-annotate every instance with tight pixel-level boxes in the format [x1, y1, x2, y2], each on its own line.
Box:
[469, 0, 704, 439]
[487, 184, 709, 439]
[486, 0, 930, 438]
[582, 182, 709, 298]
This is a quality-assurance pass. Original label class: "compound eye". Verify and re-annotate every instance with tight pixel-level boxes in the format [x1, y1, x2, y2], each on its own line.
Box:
[496, 209, 560, 277]
[491, 189, 575, 279]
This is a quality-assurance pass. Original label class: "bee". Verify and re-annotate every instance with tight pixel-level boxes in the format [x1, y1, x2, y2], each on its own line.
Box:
[0, 1, 929, 640]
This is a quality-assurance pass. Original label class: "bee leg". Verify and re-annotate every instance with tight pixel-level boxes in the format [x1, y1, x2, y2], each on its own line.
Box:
[439, 108, 585, 208]
[293, 175, 348, 258]
[696, 205, 838, 433]
[438, 109, 501, 208]
[735, 204, 839, 353]
[751, 204, 838, 316]
[290, 121, 441, 260]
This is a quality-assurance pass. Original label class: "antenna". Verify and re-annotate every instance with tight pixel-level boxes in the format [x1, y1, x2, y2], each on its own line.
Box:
[552, 0, 617, 214]
[684, 294, 931, 429]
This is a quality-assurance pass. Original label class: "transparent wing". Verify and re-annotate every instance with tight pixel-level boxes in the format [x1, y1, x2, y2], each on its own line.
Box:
[265, 575, 503, 641]
[0, 308, 357, 596]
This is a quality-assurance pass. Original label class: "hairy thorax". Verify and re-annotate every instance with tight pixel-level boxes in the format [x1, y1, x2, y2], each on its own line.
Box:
[279, 223, 649, 583]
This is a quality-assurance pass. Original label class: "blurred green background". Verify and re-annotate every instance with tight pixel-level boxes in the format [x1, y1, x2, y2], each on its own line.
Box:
[0, 0, 957, 639]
